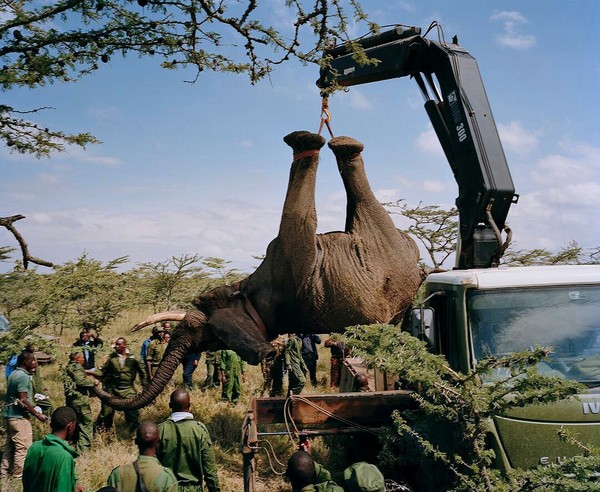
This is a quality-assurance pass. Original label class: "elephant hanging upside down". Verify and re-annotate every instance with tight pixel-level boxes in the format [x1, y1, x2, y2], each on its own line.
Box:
[95, 131, 422, 409]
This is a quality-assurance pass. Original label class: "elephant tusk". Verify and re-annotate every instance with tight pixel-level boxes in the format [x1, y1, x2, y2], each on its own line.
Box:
[131, 310, 187, 332]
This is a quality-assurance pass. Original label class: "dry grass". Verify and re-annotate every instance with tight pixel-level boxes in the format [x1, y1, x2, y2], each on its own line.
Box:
[0, 312, 340, 491]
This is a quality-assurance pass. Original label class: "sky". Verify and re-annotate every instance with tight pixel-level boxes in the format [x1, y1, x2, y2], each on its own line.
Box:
[1, 0, 599, 274]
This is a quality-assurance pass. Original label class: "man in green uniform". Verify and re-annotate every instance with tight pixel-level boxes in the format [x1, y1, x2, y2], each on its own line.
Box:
[202, 350, 221, 390]
[64, 351, 99, 453]
[22, 406, 82, 492]
[95, 337, 147, 432]
[219, 349, 244, 404]
[286, 450, 343, 492]
[260, 335, 287, 397]
[285, 333, 308, 396]
[342, 462, 385, 492]
[107, 421, 177, 492]
[1, 352, 48, 480]
[146, 329, 168, 379]
[157, 389, 220, 491]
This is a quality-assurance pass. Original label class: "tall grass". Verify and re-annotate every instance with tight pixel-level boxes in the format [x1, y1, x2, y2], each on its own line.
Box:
[0, 313, 339, 491]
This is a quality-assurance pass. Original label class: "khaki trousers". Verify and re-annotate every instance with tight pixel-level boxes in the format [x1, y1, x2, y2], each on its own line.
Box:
[1, 418, 33, 479]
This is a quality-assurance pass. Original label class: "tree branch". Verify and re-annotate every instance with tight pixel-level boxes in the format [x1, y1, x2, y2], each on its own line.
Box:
[0, 214, 54, 269]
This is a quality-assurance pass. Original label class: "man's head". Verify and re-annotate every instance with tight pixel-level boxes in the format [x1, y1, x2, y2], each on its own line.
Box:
[79, 330, 89, 341]
[343, 462, 385, 492]
[169, 389, 191, 413]
[70, 351, 85, 365]
[355, 373, 370, 391]
[286, 451, 316, 489]
[135, 421, 160, 454]
[51, 406, 77, 440]
[162, 322, 171, 331]
[17, 351, 36, 373]
[114, 337, 128, 355]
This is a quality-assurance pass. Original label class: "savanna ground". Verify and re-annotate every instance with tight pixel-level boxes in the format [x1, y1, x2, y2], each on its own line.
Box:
[0, 309, 346, 492]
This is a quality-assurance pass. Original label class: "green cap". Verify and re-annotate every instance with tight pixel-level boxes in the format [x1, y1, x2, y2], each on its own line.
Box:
[343, 462, 385, 492]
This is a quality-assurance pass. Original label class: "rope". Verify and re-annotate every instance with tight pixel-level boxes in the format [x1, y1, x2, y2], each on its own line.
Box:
[284, 395, 380, 441]
[317, 97, 334, 138]
[254, 439, 288, 476]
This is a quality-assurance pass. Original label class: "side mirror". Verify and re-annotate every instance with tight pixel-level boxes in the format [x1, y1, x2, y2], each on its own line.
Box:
[411, 307, 435, 346]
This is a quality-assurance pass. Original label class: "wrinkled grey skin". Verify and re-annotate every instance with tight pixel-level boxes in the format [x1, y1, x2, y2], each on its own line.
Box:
[95, 131, 422, 410]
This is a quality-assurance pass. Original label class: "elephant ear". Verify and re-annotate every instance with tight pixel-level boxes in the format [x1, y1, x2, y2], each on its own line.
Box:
[207, 304, 276, 365]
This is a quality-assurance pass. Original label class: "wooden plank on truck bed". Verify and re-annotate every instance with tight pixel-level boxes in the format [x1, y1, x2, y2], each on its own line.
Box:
[249, 391, 416, 427]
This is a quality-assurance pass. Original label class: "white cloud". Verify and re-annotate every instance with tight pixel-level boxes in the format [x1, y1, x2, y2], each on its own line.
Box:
[337, 88, 373, 110]
[531, 140, 600, 187]
[237, 139, 254, 149]
[422, 180, 448, 193]
[63, 145, 122, 168]
[415, 127, 444, 157]
[491, 10, 536, 50]
[507, 140, 600, 250]
[491, 11, 528, 24]
[498, 121, 539, 156]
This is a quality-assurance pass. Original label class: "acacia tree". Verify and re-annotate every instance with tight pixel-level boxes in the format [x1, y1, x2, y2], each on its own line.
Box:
[384, 199, 458, 269]
[385, 199, 600, 269]
[135, 253, 206, 310]
[344, 324, 598, 492]
[0, 0, 372, 157]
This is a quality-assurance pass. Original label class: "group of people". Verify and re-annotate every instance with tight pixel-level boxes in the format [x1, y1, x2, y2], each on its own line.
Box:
[2, 325, 358, 490]
[15, 389, 220, 492]
[260, 333, 348, 398]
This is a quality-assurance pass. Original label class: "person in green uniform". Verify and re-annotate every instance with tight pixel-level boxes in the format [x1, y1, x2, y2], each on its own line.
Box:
[286, 450, 343, 492]
[219, 349, 244, 404]
[107, 421, 177, 492]
[23, 341, 54, 415]
[64, 351, 99, 453]
[157, 389, 220, 491]
[260, 335, 287, 397]
[1, 352, 48, 480]
[95, 337, 147, 432]
[202, 351, 221, 390]
[22, 406, 83, 492]
[342, 462, 385, 492]
[146, 330, 168, 379]
[285, 333, 308, 396]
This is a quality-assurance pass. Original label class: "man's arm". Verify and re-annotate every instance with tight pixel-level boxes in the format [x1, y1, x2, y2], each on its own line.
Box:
[200, 428, 221, 492]
[71, 365, 97, 389]
[17, 391, 47, 422]
[137, 356, 148, 386]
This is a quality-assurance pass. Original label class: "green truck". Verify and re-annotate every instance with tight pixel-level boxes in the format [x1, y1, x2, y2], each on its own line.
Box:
[405, 265, 600, 470]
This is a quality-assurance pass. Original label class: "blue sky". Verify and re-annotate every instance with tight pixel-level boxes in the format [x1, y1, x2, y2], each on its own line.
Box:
[1, 0, 599, 273]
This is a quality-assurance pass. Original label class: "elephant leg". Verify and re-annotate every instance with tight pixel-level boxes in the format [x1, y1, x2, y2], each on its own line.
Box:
[279, 131, 326, 278]
[328, 136, 397, 238]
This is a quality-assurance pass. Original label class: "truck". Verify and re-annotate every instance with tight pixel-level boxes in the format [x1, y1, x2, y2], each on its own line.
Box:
[242, 24, 599, 489]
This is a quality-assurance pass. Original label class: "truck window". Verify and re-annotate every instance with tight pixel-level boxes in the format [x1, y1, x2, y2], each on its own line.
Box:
[467, 285, 600, 386]
[431, 293, 459, 369]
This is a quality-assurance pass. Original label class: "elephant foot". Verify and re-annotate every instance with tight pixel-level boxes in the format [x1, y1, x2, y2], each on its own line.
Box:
[328, 136, 365, 158]
[284, 131, 326, 159]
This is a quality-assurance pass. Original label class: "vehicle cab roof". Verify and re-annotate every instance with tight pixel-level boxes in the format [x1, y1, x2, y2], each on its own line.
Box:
[426, 265, 600, 289]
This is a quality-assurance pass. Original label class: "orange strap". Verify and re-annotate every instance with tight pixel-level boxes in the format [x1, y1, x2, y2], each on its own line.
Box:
[293, 149, 320, 161]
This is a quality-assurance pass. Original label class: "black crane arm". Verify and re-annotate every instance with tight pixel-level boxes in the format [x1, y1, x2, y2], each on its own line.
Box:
[318, 26, 519, 269]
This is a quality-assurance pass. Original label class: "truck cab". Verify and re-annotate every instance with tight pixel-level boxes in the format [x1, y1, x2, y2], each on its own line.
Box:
[412, 264, 600, 469]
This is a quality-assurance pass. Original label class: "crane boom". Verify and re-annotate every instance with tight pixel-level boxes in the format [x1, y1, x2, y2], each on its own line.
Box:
[318, 26, 519, 269]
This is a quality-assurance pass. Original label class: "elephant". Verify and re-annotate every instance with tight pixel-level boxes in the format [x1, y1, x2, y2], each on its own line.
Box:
[94, 130, 422, 410]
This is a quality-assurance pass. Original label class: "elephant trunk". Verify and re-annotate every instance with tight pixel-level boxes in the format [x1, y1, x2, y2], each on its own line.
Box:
[93, 310, 207, 410]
